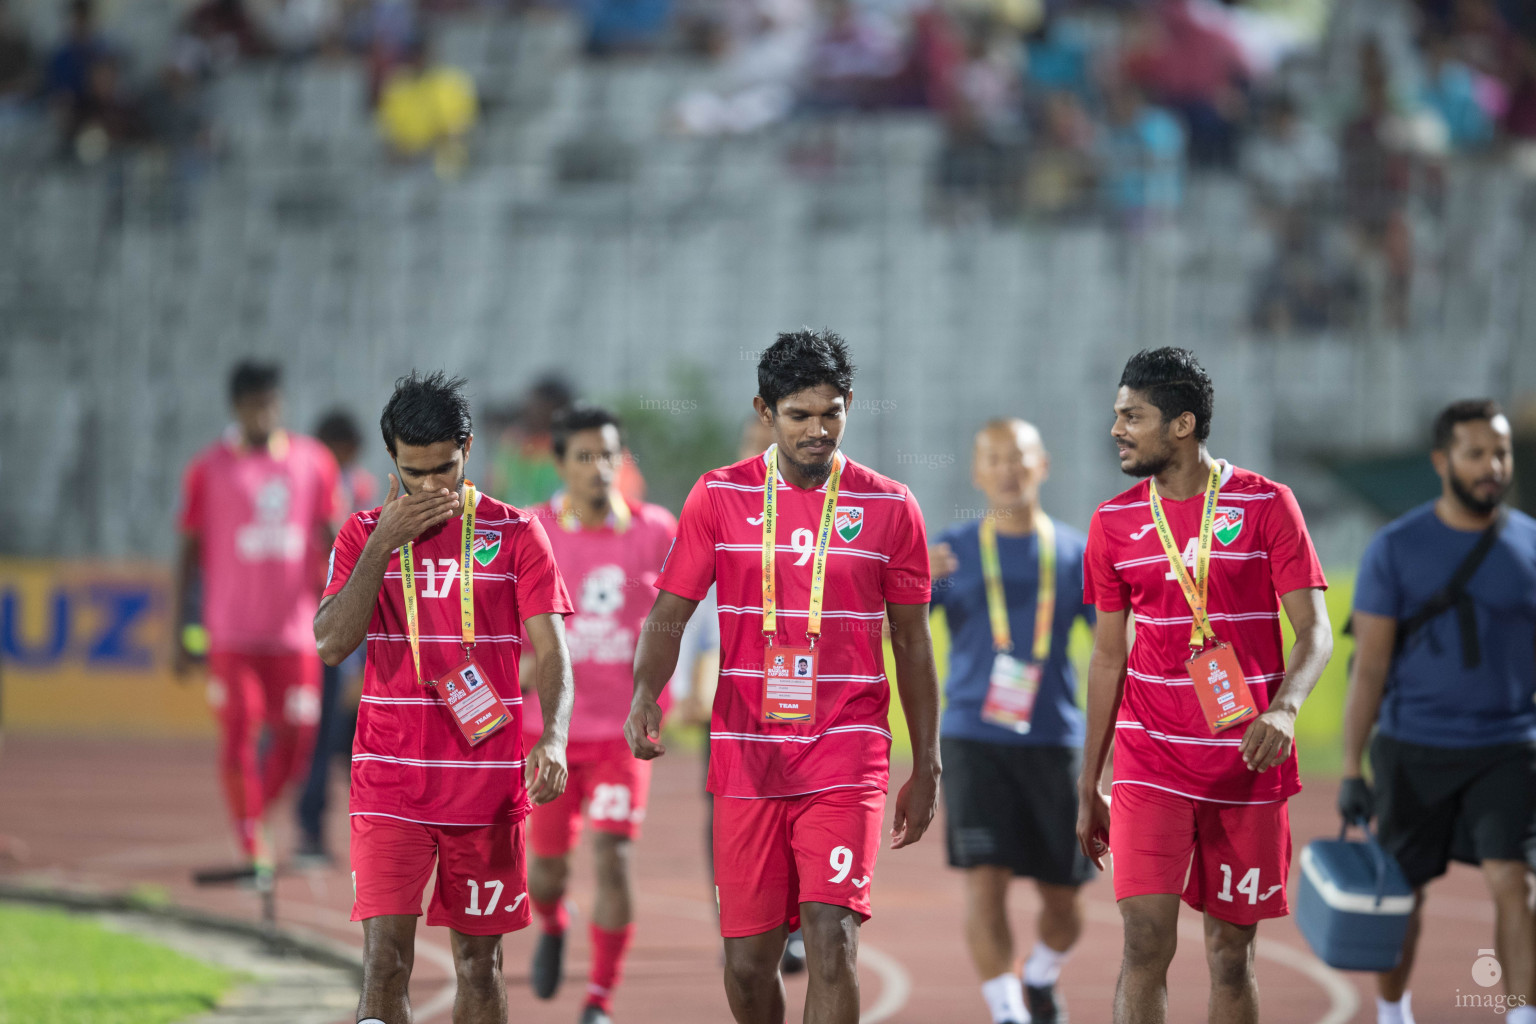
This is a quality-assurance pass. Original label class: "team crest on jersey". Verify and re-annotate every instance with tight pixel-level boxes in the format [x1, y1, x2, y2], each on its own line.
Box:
[1213, 508, 1244, 545]
[835, 507, 864, 542]
[472, 529, 502, 566]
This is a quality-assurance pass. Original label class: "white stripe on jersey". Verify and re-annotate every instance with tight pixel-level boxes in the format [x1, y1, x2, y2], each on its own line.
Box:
[1112, 551, 1269, 571]
[1115, 720, 1243, 747]
[710, 724, 894, 743]
[719, 668, 886, 684]
[1127, 668, 1283, 688]
[353, 753, 525, 768]
[367, 632, 524, 643]
[714, 542, 890, 563]
[1099, 490, 1277, 513]
[717, 604, 887, 621]
[1109, 779, 1286, 806]
[1133, 612, 1279, 626]
[351, 811, 503, 827]
[360, 694, 524, 706]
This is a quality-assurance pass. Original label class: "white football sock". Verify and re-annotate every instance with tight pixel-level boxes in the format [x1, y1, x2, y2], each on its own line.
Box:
[981, 972, 1029, 1024]
[359, 1019, 390, 1024]
[1506, 1005, 1536, 1024]
[1022, 941, 1070, 988]
[1376, 992, 1414, 1024]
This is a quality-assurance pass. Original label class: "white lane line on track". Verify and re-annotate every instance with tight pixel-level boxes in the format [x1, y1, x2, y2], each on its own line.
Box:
[859, 942, 912, 1024]
[1082, 900, 1360, 1024]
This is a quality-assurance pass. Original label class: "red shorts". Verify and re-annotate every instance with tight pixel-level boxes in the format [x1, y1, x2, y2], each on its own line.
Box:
[206, 651, 323, 729]
[349, 814, 532, 936]
[1110, 783, 1292, 926]
[527, 737, 652, 857]
[713, 787, 885, 938]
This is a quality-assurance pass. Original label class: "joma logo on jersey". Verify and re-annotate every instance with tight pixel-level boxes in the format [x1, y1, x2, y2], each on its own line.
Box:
[835, 507, 864, 542]
[472, 530, 502, 566]
[1213, 508, 1244, 545]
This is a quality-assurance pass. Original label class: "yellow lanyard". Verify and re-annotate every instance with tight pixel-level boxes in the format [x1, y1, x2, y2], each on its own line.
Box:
[400, 482, 477, 684]
[556, 491, 632, 533]
[1148, 462, 1222, 650]
[762, 445, 842, 644]
[978, 509, 1056, 661]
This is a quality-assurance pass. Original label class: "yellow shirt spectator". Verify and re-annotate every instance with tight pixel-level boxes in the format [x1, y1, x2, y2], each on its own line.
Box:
[377, 64, 478, 157]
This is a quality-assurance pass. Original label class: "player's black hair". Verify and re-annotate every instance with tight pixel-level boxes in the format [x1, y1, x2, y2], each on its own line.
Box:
[314, 409, 362, 449]
[756, 329, 856, 412]
[380, 371, 473, 456]
[1118, 348, 1214, 442]
[1432, 398, 1504, 451]
[552, 404, 622, 460]
[229, 360, 281, 403]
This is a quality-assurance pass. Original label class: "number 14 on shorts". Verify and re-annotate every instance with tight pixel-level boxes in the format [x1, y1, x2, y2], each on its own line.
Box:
[1216, 864, 1281, 905]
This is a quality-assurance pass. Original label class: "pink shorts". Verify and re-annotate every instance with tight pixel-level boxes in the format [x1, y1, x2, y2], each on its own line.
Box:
[713, 787, 885, 938]
[350, 814, 531, 935]
[527, 737, 652, 857]
[1110, 782, 1292, 926]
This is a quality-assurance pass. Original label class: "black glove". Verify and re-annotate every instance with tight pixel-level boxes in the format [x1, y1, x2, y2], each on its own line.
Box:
[1338, 776, 1375, 826]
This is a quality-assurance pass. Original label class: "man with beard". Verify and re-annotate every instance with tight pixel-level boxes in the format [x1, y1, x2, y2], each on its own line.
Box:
[627, 329, 941, 1024]
[1076, 347, 1333, 1024]
[1339, 399, 1536, 1024]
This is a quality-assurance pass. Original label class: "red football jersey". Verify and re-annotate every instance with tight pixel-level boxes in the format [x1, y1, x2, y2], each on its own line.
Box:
[1083, 462, 1327, 804]
[324, 491, 574, 826]
[522, 497, 678, 743]
[656, 446, 931, 799]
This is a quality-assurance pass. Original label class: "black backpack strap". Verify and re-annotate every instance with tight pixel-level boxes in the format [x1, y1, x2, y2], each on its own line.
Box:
[1396, 509, 1506, 669]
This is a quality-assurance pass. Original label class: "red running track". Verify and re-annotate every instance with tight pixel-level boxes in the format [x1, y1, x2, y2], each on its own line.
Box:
[0, 737, 1499, 1023]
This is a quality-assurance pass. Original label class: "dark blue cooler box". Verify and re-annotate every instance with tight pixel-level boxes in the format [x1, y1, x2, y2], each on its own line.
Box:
[1296, 826, 1414, 972]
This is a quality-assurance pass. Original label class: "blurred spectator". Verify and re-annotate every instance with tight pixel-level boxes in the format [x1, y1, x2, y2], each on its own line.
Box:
[802, 0, 907, 109]
[1020, 89, 1096, 218]
[182, 0, 271, 73]
[1502, 35, 1536, 143]
[346, 0, 419, 103]
[1120, 0, 1249, 169]
[1023, 16, 1090, 98]
[582, 0, 673, 55]
[1241, 94, 1336, 214]
[376, 41, 478, 174]
[672, 0, 815, 135]
[935, 14, 1024, 218]
[251, 0, 342, 59]
[43, 0, 114, 107]
[1418, 31, 1498, 150]
[0, 0, 33, 106]
[489, 377, 576, 509]
[1250, 210, 1361, 334]
[1339, 40, 1419, 329]
[62, 55, 145, 164]
[1098, 79, 1185, 229]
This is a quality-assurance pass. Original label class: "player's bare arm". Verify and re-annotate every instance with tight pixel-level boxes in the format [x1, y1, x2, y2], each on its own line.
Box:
[170, 531, 200, 680]
[1337, 610, 1396, 821]
[524, 611, 574, 805]
[627, 590, 700, 760]
[1239, 587, 1332, 773]
[313, 472, 460, 665]
[1077, 606, 1128, 870]
[887, 600, 941, 850]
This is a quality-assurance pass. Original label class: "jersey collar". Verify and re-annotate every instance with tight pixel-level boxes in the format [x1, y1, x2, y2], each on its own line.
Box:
[224, 425, 290, 460]
[761, 443, 848, 492]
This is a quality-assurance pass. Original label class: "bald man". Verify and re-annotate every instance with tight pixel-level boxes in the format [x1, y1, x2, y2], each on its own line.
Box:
[928, 420, 1097, 1024]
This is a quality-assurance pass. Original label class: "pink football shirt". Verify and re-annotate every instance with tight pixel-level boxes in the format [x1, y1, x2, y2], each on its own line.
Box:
[179, 431, 340, 655]
[521, 497, 678, 743]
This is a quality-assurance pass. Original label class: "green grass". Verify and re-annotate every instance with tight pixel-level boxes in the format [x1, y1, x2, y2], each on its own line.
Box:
[0, 903, 238, 1024]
